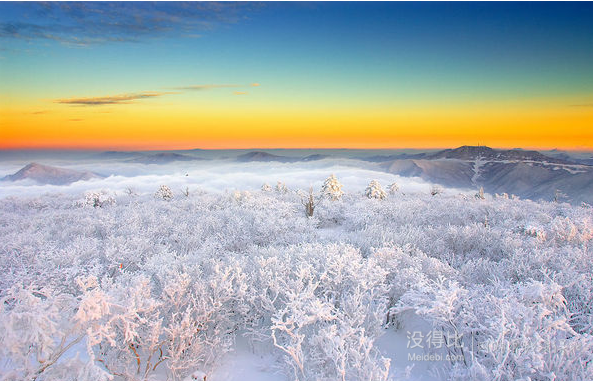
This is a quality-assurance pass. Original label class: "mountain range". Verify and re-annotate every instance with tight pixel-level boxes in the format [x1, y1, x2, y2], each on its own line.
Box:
[2, 146, 591, 204]
[230, 146, 593, 203]
[379, 146, 593, 203]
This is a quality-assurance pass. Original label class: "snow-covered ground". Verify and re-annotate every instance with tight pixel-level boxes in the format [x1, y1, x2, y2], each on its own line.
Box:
[1, 182, 592, 381]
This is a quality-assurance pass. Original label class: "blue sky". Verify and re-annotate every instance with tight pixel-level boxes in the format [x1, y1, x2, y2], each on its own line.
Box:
[1, 2, 592, 149]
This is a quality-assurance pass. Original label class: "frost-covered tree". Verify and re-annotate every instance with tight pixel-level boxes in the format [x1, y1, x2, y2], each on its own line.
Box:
[81, 190, 116, 208]
[276, 181, 288, 194]
[125, 187, 138, 197]
[321, 174, 344, 201]
[261, 183, 272, 192]
[388, 182, 399, 195]
[155, 185, 173, 201]
[300, 186, 319, 217]
[365, 180, 387, 200]
[475, 186, 485, 200]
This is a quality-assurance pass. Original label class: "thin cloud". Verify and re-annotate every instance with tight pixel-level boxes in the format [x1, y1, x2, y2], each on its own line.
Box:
[55, 92, 172, 106]
[233, 91, 248, 95]
[174, 83, 260, 92]
[569, 103, 593, 108]
[68, 118, 83, 122]
[0, 2, 262, 46]
[30, 110, 50, 115]
[175, 84, 241, 91]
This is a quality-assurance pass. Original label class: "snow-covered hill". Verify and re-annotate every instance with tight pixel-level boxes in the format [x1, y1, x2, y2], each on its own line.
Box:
[379, 146, 593, 203]
[1, 162, 103, 185]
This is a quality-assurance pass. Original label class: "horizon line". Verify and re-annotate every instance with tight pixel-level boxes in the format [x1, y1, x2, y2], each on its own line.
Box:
[1, 145, 592, 152]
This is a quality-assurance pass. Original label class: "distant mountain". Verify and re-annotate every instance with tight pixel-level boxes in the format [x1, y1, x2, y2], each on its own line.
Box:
[128, 153, 204, 164]
[236, 151, 330, 163]
[302, 154, 329, 161]
[381, 146, 593, 204]
[236, 151, 297, 163]
[362, 152, 427, 162]
[1, 163, 103, 185]
[545, 150, 593, 166]
[92, 151, 141, 160]
[427, 145, 572, 164]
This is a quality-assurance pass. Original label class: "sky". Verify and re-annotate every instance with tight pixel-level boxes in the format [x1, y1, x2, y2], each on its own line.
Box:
[1, 1, 592, 151]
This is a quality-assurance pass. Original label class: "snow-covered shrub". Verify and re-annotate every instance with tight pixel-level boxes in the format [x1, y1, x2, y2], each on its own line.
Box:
[475, 186, 485, 200]
[246, 244, 391, 381]
[276, 181, 289, 194]
[261, 183, 272, 192]
[1, 188, 593, 380]
[80, 190, 116, 208]
[554, 189, 569, 203]
[431, 185, 443, 196]
[365, 180, 387, 200]
[321, 174, 344, 201]
[0, 281, 110, 381]
[495, 192, 509, 199]
[125, 187, 138, 197]
[299, 187, 319, 217]
[388, 182, 399, 194]
[155, 185, 173, 201]
[396, 277, 593, 381]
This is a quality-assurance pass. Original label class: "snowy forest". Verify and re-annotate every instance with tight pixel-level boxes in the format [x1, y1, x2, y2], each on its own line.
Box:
[1, 175, 592, 381]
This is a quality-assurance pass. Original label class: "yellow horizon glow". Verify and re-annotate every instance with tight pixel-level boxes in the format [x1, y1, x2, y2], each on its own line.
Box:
[2, 99, 592, 151]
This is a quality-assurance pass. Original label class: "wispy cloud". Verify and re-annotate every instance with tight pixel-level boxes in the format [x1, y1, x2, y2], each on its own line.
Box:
[570, 103, 593, 108]
[54, 82, 260, 106]
[30, 110, 50, 115]
[0, 2, 263, 46]
[173, 83, 261, 92]
[175, 84, 241, 91]
[68, 118, 83, 122]
[55, 92, 171, 106]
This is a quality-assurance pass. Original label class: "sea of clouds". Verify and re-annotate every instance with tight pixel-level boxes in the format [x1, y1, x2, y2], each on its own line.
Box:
[0, 155, 461, 199]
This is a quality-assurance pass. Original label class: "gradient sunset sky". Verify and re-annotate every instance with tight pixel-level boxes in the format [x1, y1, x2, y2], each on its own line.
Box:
[1, 1, 592, 150]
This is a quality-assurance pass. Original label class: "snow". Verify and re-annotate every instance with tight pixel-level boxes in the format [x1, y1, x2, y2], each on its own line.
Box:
[209, 335, 286, 381]
[1, 181, 592, 381]
[471, 156, 484, 185]
[375, 315, 439, 381]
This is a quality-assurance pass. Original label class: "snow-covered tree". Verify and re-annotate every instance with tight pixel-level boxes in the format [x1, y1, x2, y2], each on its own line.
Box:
[81, 190, 116, 208]
[300, 186, 319, 217]
[475, 186, 485, 200]
[155, 185, 173, 200]
[125, 187, 138, 197]
[276, 181, 288, 194]
[261, 183, 272, 192]
[495, 192, 509, 199]
[365, 180, 387, 200]
[388, 182, 399, 195]
[321, 174, 344, 201]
